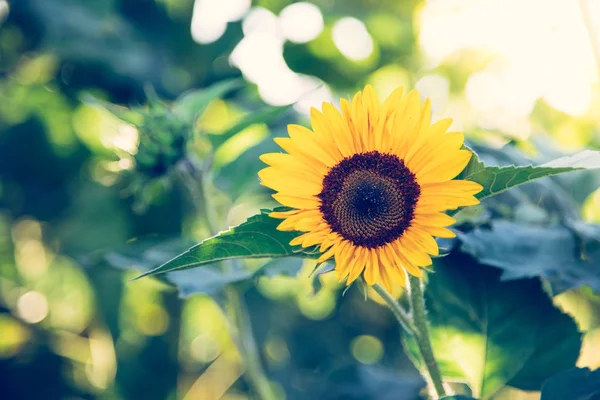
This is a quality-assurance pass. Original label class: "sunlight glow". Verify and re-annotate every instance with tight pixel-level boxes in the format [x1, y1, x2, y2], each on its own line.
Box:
[416, 74, 450, 116]
[279, 2, 324, 44]
[191, 0, 251, 44]
[419, 0, 599, 119]
[231, 7, 332, 113]
[332, 17, 374, 61]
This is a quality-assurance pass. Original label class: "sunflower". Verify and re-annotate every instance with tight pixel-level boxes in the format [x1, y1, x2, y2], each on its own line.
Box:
[258, 85, 482, 292]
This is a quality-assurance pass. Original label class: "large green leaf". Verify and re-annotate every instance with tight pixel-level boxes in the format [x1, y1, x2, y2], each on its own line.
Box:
[458, 220, 600, 295]
[135, 209, 316, 279]
[540, 368, 600, 400]
[90, 236, 307, 296]
[413, 253, 581, 399]
[459, 149, 600, 200]
[172, 79, 243, 123]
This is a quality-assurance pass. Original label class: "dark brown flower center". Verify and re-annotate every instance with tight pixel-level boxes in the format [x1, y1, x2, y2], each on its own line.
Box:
[318, 151, 420, 248]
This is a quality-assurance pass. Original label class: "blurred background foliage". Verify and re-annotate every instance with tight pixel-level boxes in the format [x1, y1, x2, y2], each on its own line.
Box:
[1, 0, 600, 399]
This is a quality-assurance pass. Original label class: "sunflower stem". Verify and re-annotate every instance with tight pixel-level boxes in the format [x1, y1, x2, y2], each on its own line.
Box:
[372, 283, 416, 335]
[408, 274, 447, 399]
[180, 161, 277, 400]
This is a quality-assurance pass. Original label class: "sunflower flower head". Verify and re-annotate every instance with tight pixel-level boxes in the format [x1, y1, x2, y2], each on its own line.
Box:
[258, 85, 482, 292]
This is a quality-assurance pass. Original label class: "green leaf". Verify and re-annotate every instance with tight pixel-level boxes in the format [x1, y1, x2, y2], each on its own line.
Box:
[208, 105, 291, 149]
[172, 79, 243, 123]
[440, 396, 478, 400]
[541, 368, 600, 400]
[413, 253, 581, 399]
[459, 149, 600, 201]
[135, 209, 310, 279]
[90, 237, 307, 297]
[97, 237, 197, 271]
[458, 220, 600, 295]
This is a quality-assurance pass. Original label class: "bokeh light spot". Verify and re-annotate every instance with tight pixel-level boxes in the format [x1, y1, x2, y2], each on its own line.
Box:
[332, 17, 374, 61]
[264, 336, 290, 367]
[191, 0, 250, 44]
[17, 291, 49, 324]
[0, 314, 30, 358]
[136, 304, 169, 336]
[351, 335, 383, 365]
[279, 2, 324, 44]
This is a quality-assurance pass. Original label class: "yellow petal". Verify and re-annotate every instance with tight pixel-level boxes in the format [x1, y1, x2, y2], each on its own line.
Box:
[259, 152, 325, 180]
[416, 149, 473, 184]
[272, 194, 320, 209]
[412, 213, 456, 227]
[391, 90, 422, 159]
[317, 245, 336, 263]
[258, 167, 322, 195]
[322, 102, 356, 156]
[288, 124, 340, 167]
[412, 224, 456, 238]
[399, 235, 432, 267]
[405, 131, 464, 173]
[347, 247, 367, 285]
[271, 139, 329, 175]
[405, 227, 439, 256]
[269, 209, 302, 219]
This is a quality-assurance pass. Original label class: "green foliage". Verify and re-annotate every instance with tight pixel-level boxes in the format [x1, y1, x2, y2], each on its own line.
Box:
[5, 0, 600, 398]
[459, 149, 600, 201]
[458, 220, 600, 295]
[134, 209, 314, 279]
[207, 105, 292, 149]
[405, 254, 581, 399]
[173, 79, 243, 123]
[540, 367, 600, 400]
[139, 150, 600, 282]
[93, 237, 307, 296]
[82, 94, 144, 126]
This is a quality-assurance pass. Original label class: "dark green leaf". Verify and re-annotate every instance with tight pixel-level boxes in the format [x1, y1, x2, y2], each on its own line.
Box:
[172, 79, 243, 123]
[541, 368, 600, 400]
[459, 150, 600, 201]
[135, 209, 308, 279]
[414, 253, 581, 399]
[208, 105, 291, 149]
[458, 220, 600, 295]
[465, 143, 580, 222]
[440, 396, 478, 400]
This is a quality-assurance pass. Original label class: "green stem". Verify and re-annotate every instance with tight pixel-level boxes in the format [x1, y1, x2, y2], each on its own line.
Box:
[181, 161, 277, 400]
[372, 284, 416, 335]
[225, 286, 277, 400]
[408, 275, 447, 398]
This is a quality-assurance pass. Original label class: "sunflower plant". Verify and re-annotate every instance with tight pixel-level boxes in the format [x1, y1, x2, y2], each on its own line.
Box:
[100, 82, 600, 400]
